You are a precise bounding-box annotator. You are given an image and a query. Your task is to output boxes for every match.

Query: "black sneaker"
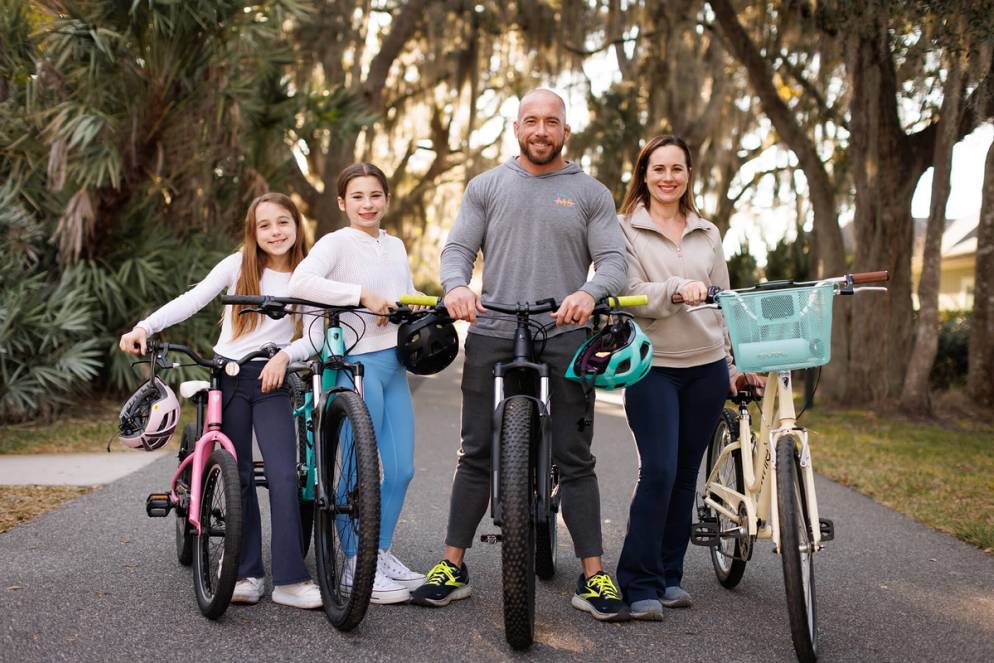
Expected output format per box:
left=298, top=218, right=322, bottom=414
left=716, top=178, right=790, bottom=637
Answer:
left=409, top=560, right=471, bottom=607
left=571, top=571, right=630, bottom=622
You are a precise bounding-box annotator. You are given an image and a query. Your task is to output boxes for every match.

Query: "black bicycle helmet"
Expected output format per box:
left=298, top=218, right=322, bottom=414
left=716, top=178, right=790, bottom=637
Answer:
left=396, top=311, right=459, bottom=375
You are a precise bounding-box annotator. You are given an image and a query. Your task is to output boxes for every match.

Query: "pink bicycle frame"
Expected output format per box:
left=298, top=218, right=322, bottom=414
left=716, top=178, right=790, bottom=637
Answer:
left=169, top=389, right=238, bottom=535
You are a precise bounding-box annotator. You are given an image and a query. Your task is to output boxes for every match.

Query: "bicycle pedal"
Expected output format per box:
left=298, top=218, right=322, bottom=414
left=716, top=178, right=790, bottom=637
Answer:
left=480, top=533, right=503, bottom=544
left=819, top=518, right=835, bottom=542
left=145, top=493, right=173, bottom=517
left=252, top=461, right=268, bottom=489
left=690, top=521, right=720, bottom=547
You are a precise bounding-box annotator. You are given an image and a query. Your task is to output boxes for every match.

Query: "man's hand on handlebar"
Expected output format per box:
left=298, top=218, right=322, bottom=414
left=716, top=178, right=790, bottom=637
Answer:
left=119, top=326, right=149, bottom=356
left=552, top=290, right=596, bottom=326
left=444, top=285, right=486, bottom=323
left=259, top=350, right=290, bottom=393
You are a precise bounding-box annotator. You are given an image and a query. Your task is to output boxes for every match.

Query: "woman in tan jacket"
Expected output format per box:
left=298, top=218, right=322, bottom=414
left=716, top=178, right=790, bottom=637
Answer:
left=615, top=135, right=762, bottom=620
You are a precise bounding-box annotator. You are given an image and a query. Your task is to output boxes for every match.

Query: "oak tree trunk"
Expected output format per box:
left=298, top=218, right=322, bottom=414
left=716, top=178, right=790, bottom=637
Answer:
left=900, top=52, right=963, bottom=413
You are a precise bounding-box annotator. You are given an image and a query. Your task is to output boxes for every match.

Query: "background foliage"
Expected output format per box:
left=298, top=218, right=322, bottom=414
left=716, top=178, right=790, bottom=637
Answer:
left=2, top=0, right=993, bottom=423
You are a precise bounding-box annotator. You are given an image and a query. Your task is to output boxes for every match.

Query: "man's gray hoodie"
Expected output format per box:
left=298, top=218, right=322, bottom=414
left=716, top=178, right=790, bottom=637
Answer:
left=440, top=157, right=628, bottom=338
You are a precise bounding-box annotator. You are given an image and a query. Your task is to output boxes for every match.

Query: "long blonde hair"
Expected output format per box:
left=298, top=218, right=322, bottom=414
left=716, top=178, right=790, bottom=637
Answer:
left=230, top=192, right=307, bottom=339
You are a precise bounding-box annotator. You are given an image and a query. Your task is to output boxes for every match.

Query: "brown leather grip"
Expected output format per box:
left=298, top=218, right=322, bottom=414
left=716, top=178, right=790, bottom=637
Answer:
left=851, top=270, right=889, bottom=284
left=671, top=294, right=684, bottom=304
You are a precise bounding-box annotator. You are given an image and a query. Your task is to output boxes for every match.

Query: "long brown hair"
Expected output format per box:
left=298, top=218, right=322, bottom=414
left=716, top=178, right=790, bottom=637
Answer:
left=230, top=192, right=307, bottom=339
left=336, top=162, right=390, bottom=198
left=620, top=135, right=701, bottom=218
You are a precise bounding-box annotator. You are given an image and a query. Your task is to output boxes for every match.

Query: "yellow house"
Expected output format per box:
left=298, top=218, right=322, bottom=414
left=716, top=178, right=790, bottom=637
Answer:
left=911, top=215, right=977, bottom=311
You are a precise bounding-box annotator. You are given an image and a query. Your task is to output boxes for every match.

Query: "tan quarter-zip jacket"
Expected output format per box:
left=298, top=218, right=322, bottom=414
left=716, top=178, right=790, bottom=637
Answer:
left=619, top=205, right=736, bottom=378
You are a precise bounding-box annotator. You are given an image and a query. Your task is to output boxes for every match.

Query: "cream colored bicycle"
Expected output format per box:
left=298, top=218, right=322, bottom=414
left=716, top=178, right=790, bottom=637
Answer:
left=677, top=270, right=888, bottom=663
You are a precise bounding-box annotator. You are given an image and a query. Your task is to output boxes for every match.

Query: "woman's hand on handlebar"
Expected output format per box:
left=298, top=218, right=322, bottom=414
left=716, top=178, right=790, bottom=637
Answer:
left=360, top=288, right=394, bottom=327
left=260, top=350, right=290, bottom=393
left=444, top=285, right=486, bottom=323
left=552, top=290, right=595, bottom=326
left=676, top=281, right=709, bottom=306
left=119, top=326, right=149, bottom=356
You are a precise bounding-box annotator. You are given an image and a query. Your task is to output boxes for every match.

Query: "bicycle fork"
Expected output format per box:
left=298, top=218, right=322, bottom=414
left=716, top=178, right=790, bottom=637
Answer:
left=482, top=370, right=552, bottom=540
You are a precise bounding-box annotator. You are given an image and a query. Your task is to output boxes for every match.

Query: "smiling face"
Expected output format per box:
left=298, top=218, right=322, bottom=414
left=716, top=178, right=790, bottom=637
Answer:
left=514, top=90, right=570, bottom=170
left=338, top=175, right=389, bottom=236
left=645, top=144, right=690, bottom=210
left=254, top=201, right=297, bottom=258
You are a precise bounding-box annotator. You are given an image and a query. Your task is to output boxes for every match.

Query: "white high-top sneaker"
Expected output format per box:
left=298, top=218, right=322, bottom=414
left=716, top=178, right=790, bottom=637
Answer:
left=377, top=549, right=427, bottom=590
left=342, top=556, right=411, bottom=604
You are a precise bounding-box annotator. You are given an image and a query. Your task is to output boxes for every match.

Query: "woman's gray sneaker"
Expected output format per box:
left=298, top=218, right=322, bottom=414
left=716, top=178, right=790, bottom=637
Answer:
left=629, top=598, right=664, bottom=621
left=660, top=586, right=692, bottom=608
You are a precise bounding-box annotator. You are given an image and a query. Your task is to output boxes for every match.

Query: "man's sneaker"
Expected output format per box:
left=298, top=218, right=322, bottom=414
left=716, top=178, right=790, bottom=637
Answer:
left=410, top=560, right=471, bottom=607
left=571, top=572, right=630, bottom=622
left=272, top=580, right=323, bottom=609
left=231, top=577, right=264, bottom=605
left=378, top=549, right=427, bottom=590
left=660, top=585, right=692, bottom=608
left=342, top=556, right=411, bottom=605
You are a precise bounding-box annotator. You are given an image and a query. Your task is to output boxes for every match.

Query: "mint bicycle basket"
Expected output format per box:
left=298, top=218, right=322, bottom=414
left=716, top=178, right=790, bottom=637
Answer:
left=717, top=283, right=835, bottom=373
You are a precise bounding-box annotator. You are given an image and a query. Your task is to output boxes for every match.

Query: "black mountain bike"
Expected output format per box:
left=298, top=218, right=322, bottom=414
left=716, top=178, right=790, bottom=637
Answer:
left=478, top=294, right=645, bottom=650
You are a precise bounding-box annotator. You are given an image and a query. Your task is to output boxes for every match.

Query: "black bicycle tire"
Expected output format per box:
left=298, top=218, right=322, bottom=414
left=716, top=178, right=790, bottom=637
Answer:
left=314, top=390, right=380, bottom=631
left=499, top=396, right=537, bottom=651
left=192, top=449, right=242, bottom=620
left=175, top=424, right=195, bottom=566
left=706, top=408, right=748, bottom=588
left=776, top=435, right=818, bottom=663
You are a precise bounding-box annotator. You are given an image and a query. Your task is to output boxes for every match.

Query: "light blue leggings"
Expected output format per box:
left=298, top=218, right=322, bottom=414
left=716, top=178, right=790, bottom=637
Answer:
left=336, top=347, right=415, bottom=552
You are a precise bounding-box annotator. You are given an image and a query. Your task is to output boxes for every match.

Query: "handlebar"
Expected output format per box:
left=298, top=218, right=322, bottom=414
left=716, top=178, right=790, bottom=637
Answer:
left=146, top=339, right=279, bottom=369
left=670, top=271, right=890, bottom=305
left=221, top=294, right=362, bottom=319
left=479, top=294, right=648, bottom=317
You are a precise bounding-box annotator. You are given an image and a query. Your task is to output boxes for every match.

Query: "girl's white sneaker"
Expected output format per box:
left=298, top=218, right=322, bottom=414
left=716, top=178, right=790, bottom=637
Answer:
left=231, top=577, right=264, bottom=604
left=377, top=549, right=426, bottom=590
left=272, top=580, right=323, bottom=609
left=341, top=556, right=411, bottom=604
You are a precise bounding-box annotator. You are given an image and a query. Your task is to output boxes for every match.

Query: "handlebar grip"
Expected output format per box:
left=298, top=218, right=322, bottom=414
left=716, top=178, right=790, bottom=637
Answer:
left=671, top=294, right=684, bottom=304
left=851, top=270, right=889, bottom=284
left=221, top=295, right=267, bottom=305
left=399, top=294, right=440, bottom=306
left=606, top=295, right=648, bottom=307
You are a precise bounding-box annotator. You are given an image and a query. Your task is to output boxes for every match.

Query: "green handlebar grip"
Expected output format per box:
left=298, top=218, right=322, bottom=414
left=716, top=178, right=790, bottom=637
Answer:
left=607, top=295, right=648, bottom=307
left=399, top=294, right=440, bottom=306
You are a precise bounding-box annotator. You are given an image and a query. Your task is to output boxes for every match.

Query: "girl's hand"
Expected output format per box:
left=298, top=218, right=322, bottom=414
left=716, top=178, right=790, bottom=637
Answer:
left=360, top=288, right=394, bottom=327
left=260, top=350, right=290, bottom=393
left=676, top=280, right=709, bottom=306
left=119, top=327, right=148, bottom=355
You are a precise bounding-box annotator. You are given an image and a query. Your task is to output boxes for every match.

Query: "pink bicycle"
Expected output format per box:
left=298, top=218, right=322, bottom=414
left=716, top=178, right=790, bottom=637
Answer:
left=144, top=340, right=278, bottom=619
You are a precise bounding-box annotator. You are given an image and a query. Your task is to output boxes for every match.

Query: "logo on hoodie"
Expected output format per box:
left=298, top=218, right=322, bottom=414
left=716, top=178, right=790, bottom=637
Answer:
left=555, top=196, right=576, bottom=208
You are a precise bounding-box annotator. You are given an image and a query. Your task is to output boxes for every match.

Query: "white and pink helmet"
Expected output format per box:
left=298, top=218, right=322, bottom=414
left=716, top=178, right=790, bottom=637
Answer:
left=118, top=377, right=179, bottom=450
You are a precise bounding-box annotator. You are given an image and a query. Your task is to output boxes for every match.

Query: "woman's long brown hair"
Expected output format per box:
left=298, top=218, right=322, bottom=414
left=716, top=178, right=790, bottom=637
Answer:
left=620, top=134, right=701, bottom=218
left=230, top=192, right=308, bottom=339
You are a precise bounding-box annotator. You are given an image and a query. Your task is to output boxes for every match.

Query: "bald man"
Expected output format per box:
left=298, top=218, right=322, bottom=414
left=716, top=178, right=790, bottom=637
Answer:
left=411, top=89, right=630, bottom=623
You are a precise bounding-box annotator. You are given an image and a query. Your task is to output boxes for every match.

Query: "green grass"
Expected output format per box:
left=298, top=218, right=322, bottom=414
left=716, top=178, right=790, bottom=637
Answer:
left=0, top=398, right=193, bottom=454
left=803, top=407, right=994, bottom=553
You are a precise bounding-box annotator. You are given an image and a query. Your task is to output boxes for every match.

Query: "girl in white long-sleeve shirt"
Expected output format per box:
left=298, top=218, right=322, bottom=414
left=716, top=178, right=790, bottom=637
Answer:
left=119, top=193, right=324, bottom=610
left=288, top=163, right=424, bottom=604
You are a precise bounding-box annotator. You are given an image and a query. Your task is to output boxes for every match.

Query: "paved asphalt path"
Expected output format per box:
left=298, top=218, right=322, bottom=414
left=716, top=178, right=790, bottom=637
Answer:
left=2, top=359, right=993, bottom=662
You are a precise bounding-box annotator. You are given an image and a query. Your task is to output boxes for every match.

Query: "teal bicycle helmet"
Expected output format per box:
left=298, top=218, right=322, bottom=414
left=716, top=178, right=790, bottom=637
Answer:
left=566, top=319, right=653, bottom=390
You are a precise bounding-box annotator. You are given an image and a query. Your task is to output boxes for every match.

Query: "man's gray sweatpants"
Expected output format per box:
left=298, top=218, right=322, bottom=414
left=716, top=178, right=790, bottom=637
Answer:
left=445, top=330, right=604, bottom=558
